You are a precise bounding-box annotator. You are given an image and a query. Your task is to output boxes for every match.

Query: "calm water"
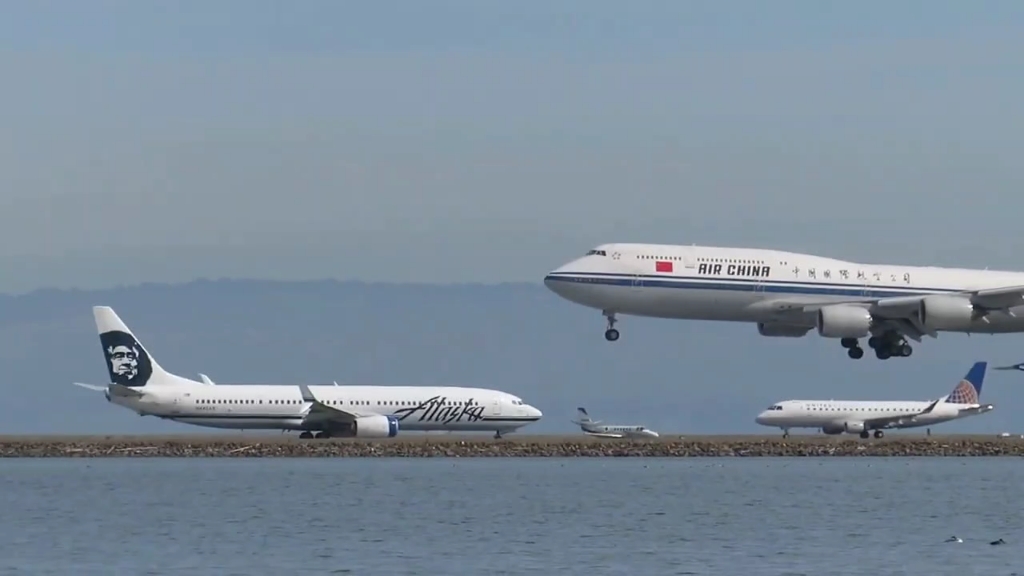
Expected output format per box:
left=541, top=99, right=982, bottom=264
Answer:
left=2, top=457, right=1024, bottom=575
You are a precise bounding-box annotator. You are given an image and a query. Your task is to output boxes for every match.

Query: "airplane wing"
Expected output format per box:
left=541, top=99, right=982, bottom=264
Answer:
left=863, top=398, right=943, bottom=429
left=296, top=384, right=376, bottom=427
left=72, top=382, right=107, bottom=392
left=582, top=431, right=625, bottom=439
left=762, top=284, right=1024, bottom=341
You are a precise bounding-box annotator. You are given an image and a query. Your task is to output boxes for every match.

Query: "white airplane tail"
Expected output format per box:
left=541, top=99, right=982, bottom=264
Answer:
left=572, top=407, right=602, bottom=428
left=93, top=306, right=197, bottom=388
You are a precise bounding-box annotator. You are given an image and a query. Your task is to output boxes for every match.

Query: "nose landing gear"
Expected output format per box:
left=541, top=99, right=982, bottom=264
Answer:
left=603, top=311, right=619, bottom=341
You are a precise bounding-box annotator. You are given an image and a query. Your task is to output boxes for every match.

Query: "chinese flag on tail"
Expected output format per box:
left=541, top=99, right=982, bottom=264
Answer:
left=655, top=260, right=673, bottom=273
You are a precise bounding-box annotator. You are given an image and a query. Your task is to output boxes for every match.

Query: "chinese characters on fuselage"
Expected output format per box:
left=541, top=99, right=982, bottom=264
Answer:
left=791, top=267, right=911, bottom=284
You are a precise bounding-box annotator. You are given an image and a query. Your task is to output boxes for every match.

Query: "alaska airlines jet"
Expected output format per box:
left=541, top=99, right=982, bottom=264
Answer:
left=544, top=244, right=1024, bottom=360
left=74, top=307, right=543, bottom=439
left=571, top=407, right=660, bottom=439
left=755, top=361, right=992, bottom=438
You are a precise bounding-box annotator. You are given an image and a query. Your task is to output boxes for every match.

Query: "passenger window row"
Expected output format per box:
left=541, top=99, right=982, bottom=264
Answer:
left=193, top=398, right=482, bottom=406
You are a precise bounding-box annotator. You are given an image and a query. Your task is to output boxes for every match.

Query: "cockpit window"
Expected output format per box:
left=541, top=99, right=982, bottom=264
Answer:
left=766, top=405, right=782, bottom=410
left=586, top=249, right=607, bottom=256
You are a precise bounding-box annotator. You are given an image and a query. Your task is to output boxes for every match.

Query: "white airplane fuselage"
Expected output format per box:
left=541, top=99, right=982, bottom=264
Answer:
left=581, top=423, right=660, bottom=439
left=107, top=384, right=542, bottom=434
left=545, top=243, right=1024, bottom=358
left=755, top=400, right=993, bottom=435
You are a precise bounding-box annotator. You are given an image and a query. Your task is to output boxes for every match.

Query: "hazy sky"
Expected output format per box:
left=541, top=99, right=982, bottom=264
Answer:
left=2, top=2, right=1024, bottom=293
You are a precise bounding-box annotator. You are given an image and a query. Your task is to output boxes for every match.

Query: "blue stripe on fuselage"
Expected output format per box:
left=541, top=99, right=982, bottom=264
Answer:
left=543, top=272, right=958, bottom=299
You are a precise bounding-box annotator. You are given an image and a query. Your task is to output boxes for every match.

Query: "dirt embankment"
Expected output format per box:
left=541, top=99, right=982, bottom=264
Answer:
left=1, top=434, right=1021, bottom=457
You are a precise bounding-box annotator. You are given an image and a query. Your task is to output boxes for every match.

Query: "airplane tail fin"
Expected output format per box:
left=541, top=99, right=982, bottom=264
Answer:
left=572, top=407, right=601, bottom=427
left=943, top=361, right=986, bottom=405
left=93, top=306, right=196, bottom=388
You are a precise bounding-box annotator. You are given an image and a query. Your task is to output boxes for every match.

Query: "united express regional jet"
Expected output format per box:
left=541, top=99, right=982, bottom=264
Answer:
left=74, top=307, right=542, bottom=439
left=754, top=361, right=992, bottom=438
left=545, top=243, right=1024, bottom=360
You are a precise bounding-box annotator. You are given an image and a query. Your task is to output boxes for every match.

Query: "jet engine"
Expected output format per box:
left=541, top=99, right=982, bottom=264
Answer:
left=822, top=421, right=864, bottom=435
left=816, top=305, right=873, bottom=339
left=919, top=295, right=976, bottom=332
left=353, top=415, right=400, bottom=438
left=757, top=322, right=812, bottom=338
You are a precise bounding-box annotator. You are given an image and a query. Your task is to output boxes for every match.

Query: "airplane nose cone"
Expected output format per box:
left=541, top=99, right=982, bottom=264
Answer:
left=528, top=405, right=543, bottom=419
left=543, top=259, right=584, bottom=296
left=544, top=269, right=571, bottom=295
left=755, top=412, right=768, bottom=425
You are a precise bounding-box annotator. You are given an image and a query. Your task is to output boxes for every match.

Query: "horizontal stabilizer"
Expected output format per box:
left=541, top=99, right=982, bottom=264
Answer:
left=73, top=381, right=144, bottom=398
left=198, top=373, right=216, bottom=385
left=108, top=383, right=145, bottom=398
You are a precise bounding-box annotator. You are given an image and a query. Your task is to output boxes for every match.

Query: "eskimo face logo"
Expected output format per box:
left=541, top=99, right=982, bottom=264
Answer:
left=99, top=331, right=153, bottom=387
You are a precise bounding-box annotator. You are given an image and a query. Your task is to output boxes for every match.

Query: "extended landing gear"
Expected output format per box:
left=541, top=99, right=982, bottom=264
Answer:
left=298, top=431, right=333, bottom=439
left=868, top=333, right=912, bottom=360
left=782, top=428, right=789, bottom=439
left=494, top=431, right=503, bottom=440
left=841, top=333, right=912, bottom=360
left=841, top=338, right=864, bottom=359
left=859, top=430, right=884, bottom=439
left=603, top=310, right=620, bottom=342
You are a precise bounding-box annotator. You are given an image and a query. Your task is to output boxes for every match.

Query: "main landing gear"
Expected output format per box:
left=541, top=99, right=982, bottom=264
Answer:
left=494, top=431, right=504, bottom=440
left=603, top=310, right=620, bottom=342
left=859, top=430, right=884, bottom=439
left=840, top=333, right=913, bottom=360
left=299, top=431, right=333, bottom=439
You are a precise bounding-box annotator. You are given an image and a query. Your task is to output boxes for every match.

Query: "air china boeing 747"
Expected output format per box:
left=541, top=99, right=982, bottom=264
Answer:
left=74, top=307, right=542, bottom=439
left=545, top=244, right=1024, bottom=360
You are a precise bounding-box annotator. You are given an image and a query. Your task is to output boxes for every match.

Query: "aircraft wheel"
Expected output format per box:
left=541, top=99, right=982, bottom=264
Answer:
left=874, top=430, right=884, bottom=438
left=847, top=347, right=864, bottom=359
left=604, top=328, right=620, bottom=341
left=875, top=348, right=891, bottom=360
left=899, top=344, right=913, bottom=357
left=859, top=430, right=869, bottom=439
left=299, top=431, right=314, bottom=439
